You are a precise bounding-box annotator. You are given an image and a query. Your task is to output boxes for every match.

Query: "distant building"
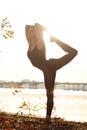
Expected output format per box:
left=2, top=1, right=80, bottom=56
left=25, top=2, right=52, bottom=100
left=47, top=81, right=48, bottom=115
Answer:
left=0, top=81, right=7, bottom=88
left=0, top=80, right=87, bottom=91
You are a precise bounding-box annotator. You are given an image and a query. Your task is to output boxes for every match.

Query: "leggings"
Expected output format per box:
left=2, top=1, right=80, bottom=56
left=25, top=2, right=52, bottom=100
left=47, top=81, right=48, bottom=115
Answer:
left=28, top=44, right=77, bottom=116
left=28, top=49, right=58, bottom=115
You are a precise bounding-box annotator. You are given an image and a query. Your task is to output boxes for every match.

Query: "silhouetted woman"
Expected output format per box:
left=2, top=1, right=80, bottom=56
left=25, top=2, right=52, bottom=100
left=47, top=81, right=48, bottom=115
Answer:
left=25, top=23, right=78, bottom=122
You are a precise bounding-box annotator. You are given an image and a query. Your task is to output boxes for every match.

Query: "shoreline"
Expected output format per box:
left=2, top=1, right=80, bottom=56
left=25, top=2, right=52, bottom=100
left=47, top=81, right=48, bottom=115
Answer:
left=0, top=88, right=87, bottom=122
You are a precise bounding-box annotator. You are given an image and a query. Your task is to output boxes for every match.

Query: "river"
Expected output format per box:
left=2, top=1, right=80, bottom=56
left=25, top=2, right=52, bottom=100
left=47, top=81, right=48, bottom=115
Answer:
left=0, top=88, right=87, bottom=122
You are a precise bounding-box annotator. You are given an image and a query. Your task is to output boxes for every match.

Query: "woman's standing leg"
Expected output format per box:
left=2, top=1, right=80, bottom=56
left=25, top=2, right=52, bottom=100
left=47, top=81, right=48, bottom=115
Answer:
left=43, top=65, right=56, bottom=121
left=46, top=87, right=54, bottom=121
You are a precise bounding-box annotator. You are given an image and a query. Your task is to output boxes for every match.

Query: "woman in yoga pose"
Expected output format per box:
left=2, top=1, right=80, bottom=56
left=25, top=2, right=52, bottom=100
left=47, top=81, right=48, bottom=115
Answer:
left=25, top=23, right=78, bottom=122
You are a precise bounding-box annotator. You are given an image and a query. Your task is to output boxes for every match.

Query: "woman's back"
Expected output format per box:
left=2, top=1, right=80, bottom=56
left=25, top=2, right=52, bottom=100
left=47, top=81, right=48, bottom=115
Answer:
left=25, top=24, right=45, bottom=51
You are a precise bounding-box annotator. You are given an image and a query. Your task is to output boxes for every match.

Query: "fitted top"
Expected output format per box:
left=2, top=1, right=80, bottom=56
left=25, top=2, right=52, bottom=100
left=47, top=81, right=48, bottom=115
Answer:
left=26, top=23, right=48, bottom=69
left=27, top=45, right=46, bottom=68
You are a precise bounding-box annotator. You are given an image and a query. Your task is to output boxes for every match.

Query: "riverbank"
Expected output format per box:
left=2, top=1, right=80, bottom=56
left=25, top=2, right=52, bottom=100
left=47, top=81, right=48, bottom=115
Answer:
left=0, top=112, right=87, bottom=130
left=0, top=88, right=87, bottom=122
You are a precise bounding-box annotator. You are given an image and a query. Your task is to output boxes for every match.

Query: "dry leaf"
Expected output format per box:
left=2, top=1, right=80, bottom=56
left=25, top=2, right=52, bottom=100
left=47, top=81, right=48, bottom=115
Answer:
left=0, top=17, right=14, bottom=39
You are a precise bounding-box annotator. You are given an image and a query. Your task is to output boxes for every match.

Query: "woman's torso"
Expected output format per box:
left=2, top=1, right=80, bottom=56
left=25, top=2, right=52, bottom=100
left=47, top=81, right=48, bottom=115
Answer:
left=27, top=45, right=46, bottom=69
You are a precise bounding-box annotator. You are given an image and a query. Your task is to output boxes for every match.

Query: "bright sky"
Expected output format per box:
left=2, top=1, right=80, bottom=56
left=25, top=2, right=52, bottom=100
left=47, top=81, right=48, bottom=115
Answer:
left=0, top=0, right=87, bottom=83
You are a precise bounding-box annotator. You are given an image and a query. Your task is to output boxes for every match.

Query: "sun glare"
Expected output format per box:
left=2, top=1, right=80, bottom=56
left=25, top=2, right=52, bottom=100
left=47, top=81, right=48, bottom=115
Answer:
left=43, top=32, right=65, bottom=60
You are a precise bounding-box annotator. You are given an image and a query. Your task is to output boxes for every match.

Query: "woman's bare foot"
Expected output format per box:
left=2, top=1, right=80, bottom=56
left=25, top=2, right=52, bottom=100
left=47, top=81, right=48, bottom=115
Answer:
left=45, top=115, right=51, bottom=122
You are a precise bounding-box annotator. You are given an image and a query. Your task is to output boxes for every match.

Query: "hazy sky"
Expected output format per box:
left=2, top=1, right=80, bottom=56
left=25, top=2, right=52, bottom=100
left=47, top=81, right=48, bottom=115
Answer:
left=0, top=0, right=87, bottom=83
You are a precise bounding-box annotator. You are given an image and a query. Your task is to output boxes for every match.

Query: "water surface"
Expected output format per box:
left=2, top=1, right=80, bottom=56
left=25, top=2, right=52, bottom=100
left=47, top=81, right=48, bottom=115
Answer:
left=0, top=88, right=87, bottom=122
